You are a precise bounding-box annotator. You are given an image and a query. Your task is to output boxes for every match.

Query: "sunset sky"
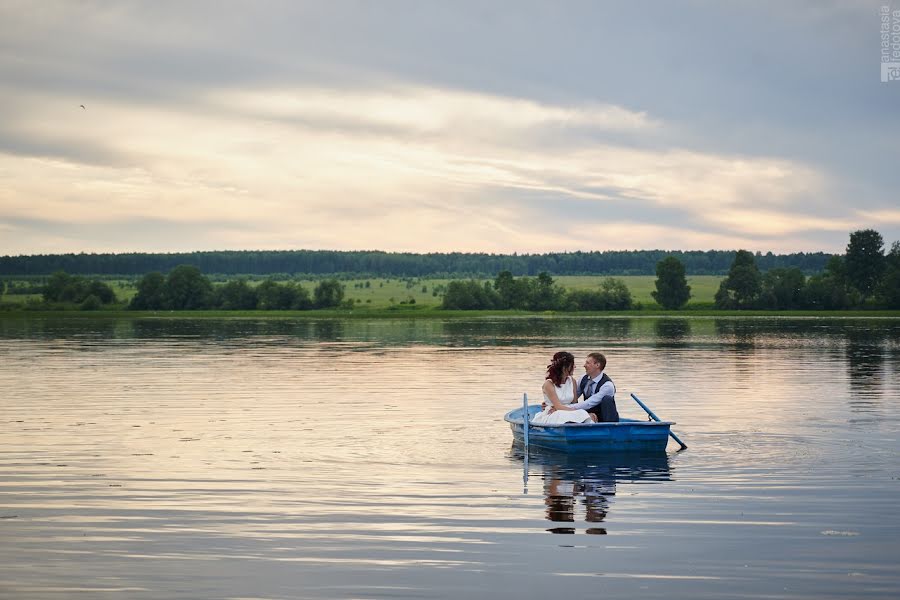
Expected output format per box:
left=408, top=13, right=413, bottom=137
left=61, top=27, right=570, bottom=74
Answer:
left=1, top=1, right=898, bottom=255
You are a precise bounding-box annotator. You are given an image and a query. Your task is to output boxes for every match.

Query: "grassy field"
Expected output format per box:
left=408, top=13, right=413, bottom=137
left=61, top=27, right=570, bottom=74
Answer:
left=1, top=275, right=722, bottom=309
left=555, top=275, right=721, bottom=305
left=303, top=275, right=723, bottom=308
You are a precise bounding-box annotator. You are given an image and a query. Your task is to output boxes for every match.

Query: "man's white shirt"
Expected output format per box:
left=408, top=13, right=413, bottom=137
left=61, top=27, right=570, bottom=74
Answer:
left=568, top=371, right=614, bottom=410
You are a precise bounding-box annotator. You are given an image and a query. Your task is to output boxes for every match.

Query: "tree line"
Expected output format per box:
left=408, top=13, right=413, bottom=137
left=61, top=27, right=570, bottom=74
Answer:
left=442, top=272, right=634, bottom=311
left=128, top=266, right=347, bottom=310
left=0, top=265, right=347, bottom=311
left=42, top=271, right=119, bottom=310
left=0, top=248, right=834, bottom=277
left=441, top=229, right=900, bottom=311
left=713, top=230, right=900, bottom=310
left=4, top=230, right=896, bottom=312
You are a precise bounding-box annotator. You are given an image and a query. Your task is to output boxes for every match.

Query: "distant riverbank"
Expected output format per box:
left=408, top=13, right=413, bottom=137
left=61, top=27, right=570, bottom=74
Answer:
left=3, top=308, right=900, bottom=319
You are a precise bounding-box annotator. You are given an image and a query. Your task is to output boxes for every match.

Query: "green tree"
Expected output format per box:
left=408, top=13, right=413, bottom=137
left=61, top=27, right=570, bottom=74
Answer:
left=441, top=280, right=498, bottom=309
left=130, top=272, right=166, bottom=309
left=256, top=279, right=296, bottom=310
left=494, top=270, right=529, bottom=309
left=527, top=272, right=565, bottom=311
left=599, top=277, right=633, bottom=310
left=651, top=256, right=691, bottom=309
left=86, top=280, right=116, bottom=304
left=43, top=271, right=74, bottom=302
left=875, top=241, right=900, bottom=309
left=292, top=285, right=313, bottom=310
left=566, top=289, right=606, bottom=311
left=163, top=265, right=213, bottom=310
left=801, top=256, right=852, bottom=310
left=42, top=271, right=115, bottom=305
left=215, top=279, right=258, bottom=310
left=80, top=294, right=102, bottom=311
left=313, top=279, right=345, bottom=308
left=564, top=278, right=633, bottom=311
left=715, top=250, right=762, bottom=309
left=760, top=268, right=805, bottom=310
left=845, top=229, right=885, bottom=301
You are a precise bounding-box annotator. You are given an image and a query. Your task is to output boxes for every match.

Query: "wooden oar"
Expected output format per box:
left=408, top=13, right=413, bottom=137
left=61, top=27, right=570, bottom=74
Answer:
left=630, top=393, right=687, bottom=450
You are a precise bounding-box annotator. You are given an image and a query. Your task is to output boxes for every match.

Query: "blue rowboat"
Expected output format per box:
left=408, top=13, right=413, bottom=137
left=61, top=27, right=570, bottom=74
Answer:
left=504, top=405, right=675, bottom=453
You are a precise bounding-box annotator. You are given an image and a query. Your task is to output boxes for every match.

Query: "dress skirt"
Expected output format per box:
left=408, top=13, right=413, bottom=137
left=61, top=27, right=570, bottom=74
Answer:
left=531, top=408, right=592, bottom=425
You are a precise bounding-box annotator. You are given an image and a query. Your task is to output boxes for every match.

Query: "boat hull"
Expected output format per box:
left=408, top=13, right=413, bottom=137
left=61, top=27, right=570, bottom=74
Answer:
left=504, top=405, right=674, bottom=453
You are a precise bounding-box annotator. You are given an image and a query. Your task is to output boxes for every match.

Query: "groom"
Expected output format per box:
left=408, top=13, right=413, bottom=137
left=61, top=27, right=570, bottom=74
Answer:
left=569, top=352, right=619, bottom=422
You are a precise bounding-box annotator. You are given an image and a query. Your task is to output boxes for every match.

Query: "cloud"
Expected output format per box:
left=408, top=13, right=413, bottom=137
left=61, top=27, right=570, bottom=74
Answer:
left=704, top=209, right=857, bottom=237
left=219, top=86, right=658, bottom=135
left=0, top=79, right=843, bottom=254
left=857, top=210, right=900, bottom=225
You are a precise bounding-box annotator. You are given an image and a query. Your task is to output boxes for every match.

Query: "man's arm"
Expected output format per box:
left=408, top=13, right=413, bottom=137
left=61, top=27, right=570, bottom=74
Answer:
left=569, top=381, right=615, bottom=410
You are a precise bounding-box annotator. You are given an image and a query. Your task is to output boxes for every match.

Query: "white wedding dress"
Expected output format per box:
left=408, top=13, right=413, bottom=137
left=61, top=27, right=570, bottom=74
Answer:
left=531, top=376, right=592, bottom=425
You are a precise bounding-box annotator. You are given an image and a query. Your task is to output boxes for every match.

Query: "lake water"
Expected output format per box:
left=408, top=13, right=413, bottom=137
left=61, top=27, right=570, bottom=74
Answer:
left=1, top=316, right=899, bottom=599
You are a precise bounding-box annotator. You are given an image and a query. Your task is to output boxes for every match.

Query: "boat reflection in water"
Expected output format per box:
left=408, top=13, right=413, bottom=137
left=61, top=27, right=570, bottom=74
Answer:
left=511, top=447, right=672, bottom=534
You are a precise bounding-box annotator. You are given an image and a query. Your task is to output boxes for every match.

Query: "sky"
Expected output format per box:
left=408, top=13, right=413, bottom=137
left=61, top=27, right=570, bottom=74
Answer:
left=1, top=0, right=898, bottom=256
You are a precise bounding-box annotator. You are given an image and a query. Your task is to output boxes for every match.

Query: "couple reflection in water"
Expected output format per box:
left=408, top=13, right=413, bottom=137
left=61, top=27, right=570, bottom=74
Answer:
left=543, top=462, right=614, bottom=535
left=525, top=452, right=672, bottom=535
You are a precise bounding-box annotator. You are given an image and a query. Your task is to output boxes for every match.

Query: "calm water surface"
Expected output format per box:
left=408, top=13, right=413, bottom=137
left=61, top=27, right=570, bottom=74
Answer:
left=1, top=316, right=898, bottom=599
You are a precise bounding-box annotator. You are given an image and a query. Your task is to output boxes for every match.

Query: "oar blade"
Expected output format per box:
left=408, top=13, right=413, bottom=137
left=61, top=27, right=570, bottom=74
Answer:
left=630, top=393, right=687, bottom=450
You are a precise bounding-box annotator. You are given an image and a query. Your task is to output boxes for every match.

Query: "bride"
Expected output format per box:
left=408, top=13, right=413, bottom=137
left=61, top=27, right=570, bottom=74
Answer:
left=531, top=351, right=595, bottom=425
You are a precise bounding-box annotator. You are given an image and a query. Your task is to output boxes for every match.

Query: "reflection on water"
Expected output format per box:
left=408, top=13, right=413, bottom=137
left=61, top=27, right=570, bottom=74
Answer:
left=442, top=316, right=634, bottom=346
left=845, top=325, right=886, bottom=413
left=654, top=318, right=691, bottom=346
left=1, top=315, right=899, bottom=599
left=714, top=317, right=759, bottom=350
left=512, top=448, right=672, bottom=535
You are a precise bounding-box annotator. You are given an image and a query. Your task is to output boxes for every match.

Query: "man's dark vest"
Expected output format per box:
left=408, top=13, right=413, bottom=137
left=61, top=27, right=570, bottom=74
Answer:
left=579, top=372, right=619, bottom=422
left=579, top=373, right=615, bottom=400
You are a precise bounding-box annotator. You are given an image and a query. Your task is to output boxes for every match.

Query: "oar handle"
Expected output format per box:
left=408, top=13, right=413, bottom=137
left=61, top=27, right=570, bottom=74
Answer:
left=630, top=393, right=687, bottom=450
left=630, top=393, right=661, bottom=421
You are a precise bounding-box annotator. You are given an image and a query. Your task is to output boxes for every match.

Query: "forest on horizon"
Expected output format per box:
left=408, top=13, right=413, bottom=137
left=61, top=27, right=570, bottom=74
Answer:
left=0, top=249, right=834, bottom=277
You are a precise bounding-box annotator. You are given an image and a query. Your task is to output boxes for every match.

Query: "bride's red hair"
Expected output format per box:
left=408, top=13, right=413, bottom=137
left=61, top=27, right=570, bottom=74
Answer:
left=546, top=351, right=574, bottom=386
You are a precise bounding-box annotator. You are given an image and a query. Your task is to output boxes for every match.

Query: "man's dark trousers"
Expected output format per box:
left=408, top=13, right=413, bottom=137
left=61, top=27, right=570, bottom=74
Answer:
left=588, top=395, right=619, bottom=422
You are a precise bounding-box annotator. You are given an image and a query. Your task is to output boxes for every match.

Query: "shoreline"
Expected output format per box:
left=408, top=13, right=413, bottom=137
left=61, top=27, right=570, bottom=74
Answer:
left=2, top=308, right=900, bottom=319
